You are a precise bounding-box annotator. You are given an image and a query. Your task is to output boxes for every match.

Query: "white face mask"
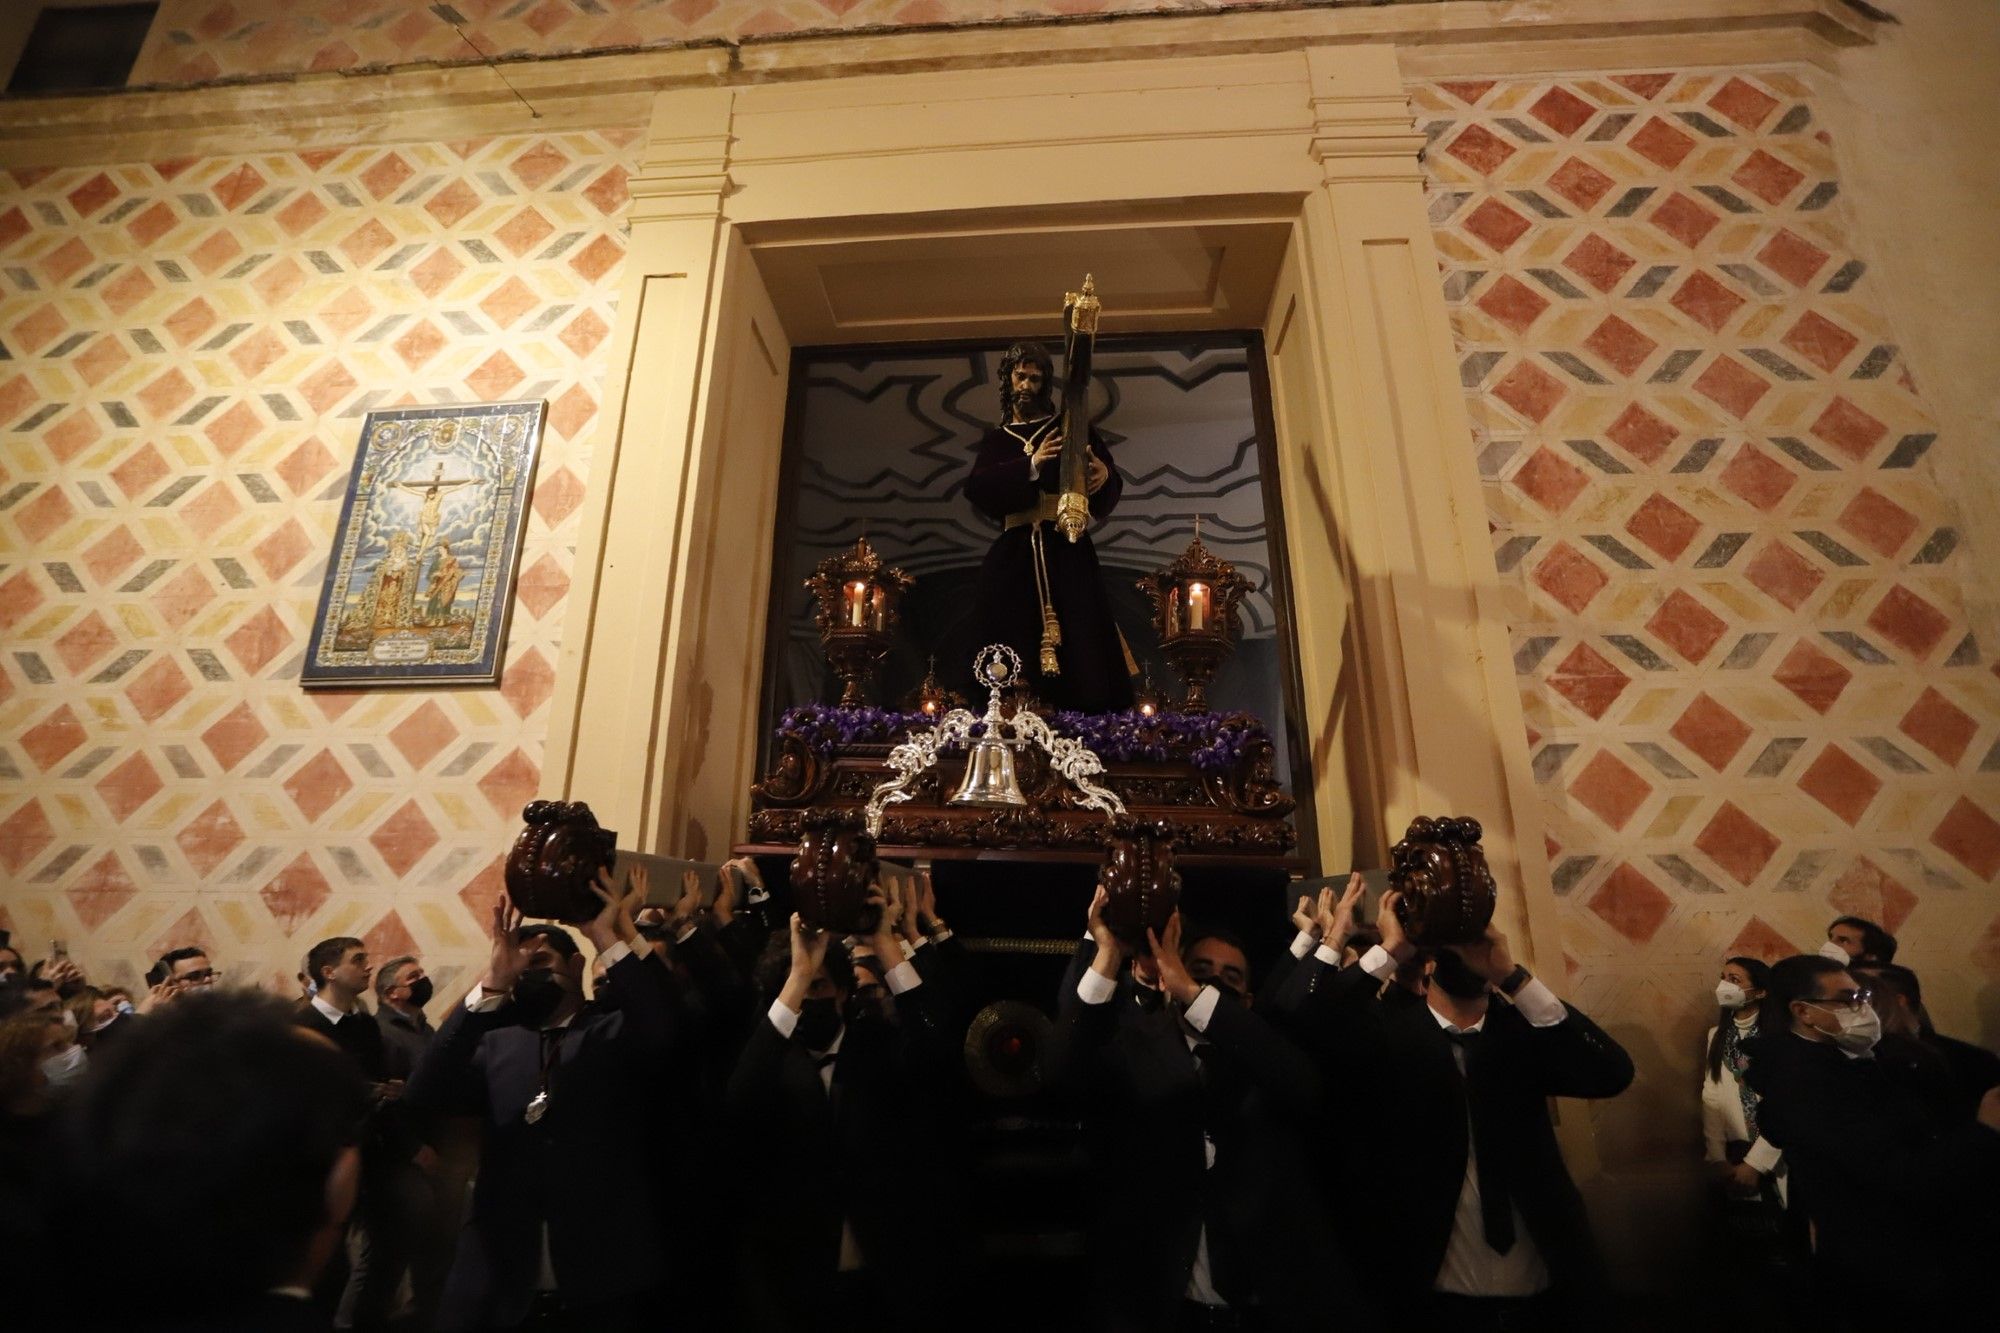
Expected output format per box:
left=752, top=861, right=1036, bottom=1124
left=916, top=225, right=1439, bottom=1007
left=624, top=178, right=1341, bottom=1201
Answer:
left=1818, top=939, right=1853, bottom=963
left=1714, top=980, right=1747, bottom=1009
left=1808, top=1000, right=1882, bottom=1056
left=42, top=1042, right=87, bottom=1088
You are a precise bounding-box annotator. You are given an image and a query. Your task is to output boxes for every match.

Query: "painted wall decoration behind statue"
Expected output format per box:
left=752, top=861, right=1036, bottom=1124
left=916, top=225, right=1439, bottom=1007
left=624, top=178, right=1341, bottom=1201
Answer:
left=304, top=400, right=545, bottom=686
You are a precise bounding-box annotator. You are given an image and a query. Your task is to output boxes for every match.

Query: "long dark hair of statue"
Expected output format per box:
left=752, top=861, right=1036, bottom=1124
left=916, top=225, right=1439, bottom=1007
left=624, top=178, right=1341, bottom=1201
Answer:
left=997, top=341, right=1056, bottom=424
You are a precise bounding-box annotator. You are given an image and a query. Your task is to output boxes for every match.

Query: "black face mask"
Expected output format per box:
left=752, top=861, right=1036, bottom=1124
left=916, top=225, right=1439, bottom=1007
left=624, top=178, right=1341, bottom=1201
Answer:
left=511, top=968, right=568, bottom=1027
left=403, top=976, right=433, bottom=1009
left=796, top=997, right=843, bottom=1050
left=1429, top=950, right=1490, bottom=1001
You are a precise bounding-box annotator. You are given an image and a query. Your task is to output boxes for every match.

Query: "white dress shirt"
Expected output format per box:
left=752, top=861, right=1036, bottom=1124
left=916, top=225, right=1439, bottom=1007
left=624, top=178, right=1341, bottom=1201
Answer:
left=309, top=992, right=361, bottom=1025
left=1076, top=969, right=1228, bottom=1305
left=767, top=959, right=922, bottom=1271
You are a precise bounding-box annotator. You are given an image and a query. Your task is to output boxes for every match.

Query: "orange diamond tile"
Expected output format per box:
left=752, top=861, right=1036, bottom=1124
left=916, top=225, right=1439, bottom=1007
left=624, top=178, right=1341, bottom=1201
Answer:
left=1445, top=123, right=1516, bottom=173
left=1898, top=688, right=1977, bottom=767
left=1771, top=640, right=1851, bottom=715
left=1695, top=801, right=1780, bottom=885
left=1569, top=750, right=1653, bottom=831
left=1742, top=541, right=1822, bottom=610
left=1587, top=863, right=1674, bottom=943
left=1827, top=856, right=1916, bottom=934
left=1719, top=447, right=1797, bottom=513
left=176, top=799, right=246, bottom=875
left=478, top=748, right=541, bottom=819
left=389, top=700, right=459, bottom=771
left=66, top=852, right=138, bottom=930
left=1932, top=798, right=2000, bottom=881
left=1670, top=693, right=1752, bottom=771
left=284, top=749, right=354, bottom=823
left=97, top=751, right=164, bottom=821
left=1646, top=589, right=1728, bottom=663
left=1760, top=229, right=1830, bottom=287
left=1532, top=541, right=1609, bottom=614
left=1475, top=274, right=1548, bottom=333
left=370, top=799, right=440, bottom=877
left=1624, top=493, right=1702, bottom=561
left=1797, top=746, right=1881, bottom=826
left=1547, top=642, right=1629, bottom=720
left=1836, top=487, right=1918, bottom=557
left=1809, top=397, right=1888, bottom=461
left=21, top=705, right=88, bottom=771
left=1865, top=585, right=1951, bottom=659
left=1512, top=447, right=1589, bottom=515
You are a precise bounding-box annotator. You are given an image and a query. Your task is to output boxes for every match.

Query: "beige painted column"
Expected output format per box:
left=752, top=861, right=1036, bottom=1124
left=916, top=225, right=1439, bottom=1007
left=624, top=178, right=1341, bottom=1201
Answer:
left=541, top=89, right=735, bottom=849
left=1292, top=45, right=1565, bottom=978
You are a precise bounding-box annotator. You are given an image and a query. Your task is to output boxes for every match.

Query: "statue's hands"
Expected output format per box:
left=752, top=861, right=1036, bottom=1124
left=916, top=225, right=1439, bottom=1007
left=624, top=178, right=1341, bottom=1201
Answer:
left=1086, top=455, right=1110, bottom=495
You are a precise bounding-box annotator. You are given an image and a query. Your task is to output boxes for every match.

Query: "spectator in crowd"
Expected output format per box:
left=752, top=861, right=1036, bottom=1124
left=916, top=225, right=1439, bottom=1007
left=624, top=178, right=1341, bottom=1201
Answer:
left=0, top=936, right=25, bottom=982
left=1701, top=957, right=1784, bottom=1201
left=1820, top=915, right=1895, bottom=965
left=727, top=889, right=958, bottom=1331
left=296, top=937, right=385, bottom=1079
left=372, top=954, right=434, bottom=1083
left=1281, top=888, right=1633, bottom=1330
left=0, top=976, right=64, bottom=1021
left=1850, top=960, right=2000, bottom=1124
left=1747, top=954, right=2000, bottom=1323
left=408, top=870, right=677, bottom=1331
left=153, top=945, right=219, bottom=994
left=55, top=991, right=370, bottom=1332
left=0, top=1007, right=68, bottom=1309
left=1047, top=887, right=1358, bottom=1333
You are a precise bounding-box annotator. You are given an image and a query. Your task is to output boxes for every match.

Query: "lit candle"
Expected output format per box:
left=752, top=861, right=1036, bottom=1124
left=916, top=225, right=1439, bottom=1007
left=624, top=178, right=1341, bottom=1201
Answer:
left=921, top=699, right=938, bottom=716
left=1139, top=700, right=1156, bottom=718
left=846, top=581, right=868, bottom=627
left=1187, top=581, right=1209, bottom=632
left=870, top=586, right=887, bottom=632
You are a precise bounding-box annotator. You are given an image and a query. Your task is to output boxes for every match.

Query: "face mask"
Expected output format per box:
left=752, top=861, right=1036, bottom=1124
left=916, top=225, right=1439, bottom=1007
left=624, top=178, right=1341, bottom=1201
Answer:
left=796, top=997, right=843, bottom=1050
left=115, top=999, right=134, bottom=1017
left=305, top=979, right=319, bottom=998
left=1818, top=940, right=1852, bottom=963
left=1808, top=1000, right=1882, bottom=1055
left=60, top=1009, right=77, bottom=1032
left=42, top=1043, right=87, bottom=1088
left=1715, top=981, right=1747, bottom=1009
left=1429, top=950, right=1490, bottom=1001
left=403, top=977, right=433, bottom=1009
left=511, top=968, right=568, bottom=1027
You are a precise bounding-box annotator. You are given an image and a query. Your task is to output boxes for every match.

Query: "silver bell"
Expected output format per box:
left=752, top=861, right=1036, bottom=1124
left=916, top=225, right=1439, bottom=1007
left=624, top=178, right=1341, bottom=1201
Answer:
left=950, top=735, right=1028, bottom=808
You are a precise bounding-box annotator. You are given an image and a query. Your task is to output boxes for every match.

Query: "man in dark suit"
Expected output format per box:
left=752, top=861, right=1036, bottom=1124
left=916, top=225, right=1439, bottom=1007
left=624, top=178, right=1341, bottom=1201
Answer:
left=725, top=890, right=958, bottom=1332
left=1281, top=889, right=1631, bottom=1332
left=408, top=870, right=678, bottom=1332
left=1046, top=887, right=1361, bottom=1333
left=295, top=936, right=386, bottom=1077
left=372, top=954, right=435, bottom=1082
left=1747, top=953, right=2000, bottom=1325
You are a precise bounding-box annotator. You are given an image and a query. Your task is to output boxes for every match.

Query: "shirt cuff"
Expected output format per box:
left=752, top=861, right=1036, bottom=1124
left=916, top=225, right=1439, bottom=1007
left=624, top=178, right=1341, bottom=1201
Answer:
left=674, top=922, right=698, bottom=945
left=1289, top=930, right=1318, bottom=960
left=767, top=998, right=799, bottom=1040
left=1077, top=967, right=1118, bottom=1006
left=928, top=927, right=954, bottom=944
left=1183, top=985, right=1220, bottom=1032
left=1313, top=943, right=1343, bottom=968
left=883, top=960, right=921, bottom=996
left=1506, top=976, right=1566, bottom=1027
left=1358, top=944, right=1397, bottom=981
left=465, top=986, right=507, bottom=1013
left=598, top=939, right=635, bottom=969
left=1743, top=1137, right=1783, bottom=1174
left=898, top=937, right=917, bottom=961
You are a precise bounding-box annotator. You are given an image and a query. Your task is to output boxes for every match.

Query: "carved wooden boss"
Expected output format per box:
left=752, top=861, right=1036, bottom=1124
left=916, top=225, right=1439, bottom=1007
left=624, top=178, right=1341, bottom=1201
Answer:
left=1386, top=815, right=1498, bottom=947
left=505, top=800, right=618, bottom=924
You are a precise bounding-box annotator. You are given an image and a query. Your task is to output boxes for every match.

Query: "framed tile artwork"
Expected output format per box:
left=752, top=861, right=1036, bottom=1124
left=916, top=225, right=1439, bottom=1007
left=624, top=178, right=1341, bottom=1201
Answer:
left=303, top=400, right=546, bottom=688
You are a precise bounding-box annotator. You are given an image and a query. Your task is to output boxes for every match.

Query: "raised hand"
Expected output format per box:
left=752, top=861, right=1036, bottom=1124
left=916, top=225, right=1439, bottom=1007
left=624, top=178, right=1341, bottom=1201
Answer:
left=482, top=893, right=528, bottom=994
left=1451, top=923, right=1516, bottom=984
left=581, top=865, right=640, bottom=954
left=43, top=957, right=85, bottom=991
left=1291, top=893, right=1318, bottom=938
left=1085, top=455, right=1110, bottom=495
left=1315, top=873, right=1365, bottom=951
left=1146, top=911, right=1200, bottom=1005
left=668, top=868, right=705, bottom=933
left=711, top=863, right=739, bottom=926
left=136, top=981, right=176, bottom=1015
left=917, top=867, right=940, bottom=932
left=1378, top=889, right=1416, bottom=963
left=1085, top=885, right=1124, bottom=980
left=788, top=912, right=830, bottom=984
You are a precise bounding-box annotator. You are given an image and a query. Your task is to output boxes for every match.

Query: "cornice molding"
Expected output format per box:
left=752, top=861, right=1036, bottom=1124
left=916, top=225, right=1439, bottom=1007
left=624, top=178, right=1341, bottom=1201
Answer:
left=0, top=0, right=1872, bottom=167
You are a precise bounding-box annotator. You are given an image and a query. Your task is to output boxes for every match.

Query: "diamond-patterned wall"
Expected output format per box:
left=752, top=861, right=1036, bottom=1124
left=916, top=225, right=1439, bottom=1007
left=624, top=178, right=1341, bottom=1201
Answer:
left=1419, top=69, right=2000, bottom=1157
left=0, top=129, right=639, bottom=1001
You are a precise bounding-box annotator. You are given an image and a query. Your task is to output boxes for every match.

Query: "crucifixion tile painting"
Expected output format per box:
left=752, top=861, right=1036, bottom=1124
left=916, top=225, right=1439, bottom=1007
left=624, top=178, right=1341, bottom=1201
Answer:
left=303, top=400, right=545, bottom=687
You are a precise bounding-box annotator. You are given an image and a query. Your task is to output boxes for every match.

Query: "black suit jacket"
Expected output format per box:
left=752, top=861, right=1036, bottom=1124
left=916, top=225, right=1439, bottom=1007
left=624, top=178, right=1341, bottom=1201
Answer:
left=407, top=952, right=681, bottom=1330
left=724, top=981, right=958, bottom=1332
left=1748, top=1030, right=2000, bottom=1301
left=1044, top=958, right=1361, bottom=1333
left=1283, top=959, right=1631, bottom=1309
left=293, top=1002, right=387, bottom=1081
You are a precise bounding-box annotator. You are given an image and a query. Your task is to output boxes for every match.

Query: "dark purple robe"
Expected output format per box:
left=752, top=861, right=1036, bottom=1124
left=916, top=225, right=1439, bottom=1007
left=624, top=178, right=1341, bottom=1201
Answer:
left=946, top=418, right=1133, bottom=712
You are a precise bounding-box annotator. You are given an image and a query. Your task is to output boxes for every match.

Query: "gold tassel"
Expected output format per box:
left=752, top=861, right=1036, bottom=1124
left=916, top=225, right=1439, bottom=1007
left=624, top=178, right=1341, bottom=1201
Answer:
left=1032, top=524, right=1062, bottom=676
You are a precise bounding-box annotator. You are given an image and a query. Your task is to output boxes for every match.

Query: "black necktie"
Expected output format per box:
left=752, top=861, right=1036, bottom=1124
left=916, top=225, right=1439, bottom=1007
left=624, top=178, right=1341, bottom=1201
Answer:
left=1450, top=1028, right=1516, bottom=1254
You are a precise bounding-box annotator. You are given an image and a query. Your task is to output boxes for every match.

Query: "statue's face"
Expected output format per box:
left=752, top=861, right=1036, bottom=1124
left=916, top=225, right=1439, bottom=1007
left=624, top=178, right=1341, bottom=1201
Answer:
left=1010, top=360, right=1045, bottom=401
left=1006, top=357, right=1053, bottom=420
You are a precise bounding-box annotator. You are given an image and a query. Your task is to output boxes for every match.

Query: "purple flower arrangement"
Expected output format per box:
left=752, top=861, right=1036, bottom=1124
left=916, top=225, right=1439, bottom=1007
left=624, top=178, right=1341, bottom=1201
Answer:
left=773, top=704, right=1271, bottom=774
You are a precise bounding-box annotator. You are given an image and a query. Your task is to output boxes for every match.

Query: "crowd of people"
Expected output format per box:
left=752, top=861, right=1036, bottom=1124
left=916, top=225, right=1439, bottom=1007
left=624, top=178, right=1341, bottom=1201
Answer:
left=2, top=865, right=1997, bottom=1332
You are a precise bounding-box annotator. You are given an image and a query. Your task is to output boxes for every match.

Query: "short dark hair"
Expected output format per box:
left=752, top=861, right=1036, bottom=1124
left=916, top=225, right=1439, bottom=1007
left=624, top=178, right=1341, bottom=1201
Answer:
left=0, top=943, right=24, bottom=971
left=1765, top=954, right=1849, bottom=1027
left=54, top=992, right=369, bottom=1319
left=156, top=946, right=210, bottom=976
left=1828, top=915, right=1897, bottom=963
left=0, top=978, right=39, bottom=1021
left=1180, top=925, right=1254, bottom=986
left=305, top=937, right=364, bottom=988
left=517, top=924, right=580, bottom=960
left=372, top=955, right=418, bottom=1001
